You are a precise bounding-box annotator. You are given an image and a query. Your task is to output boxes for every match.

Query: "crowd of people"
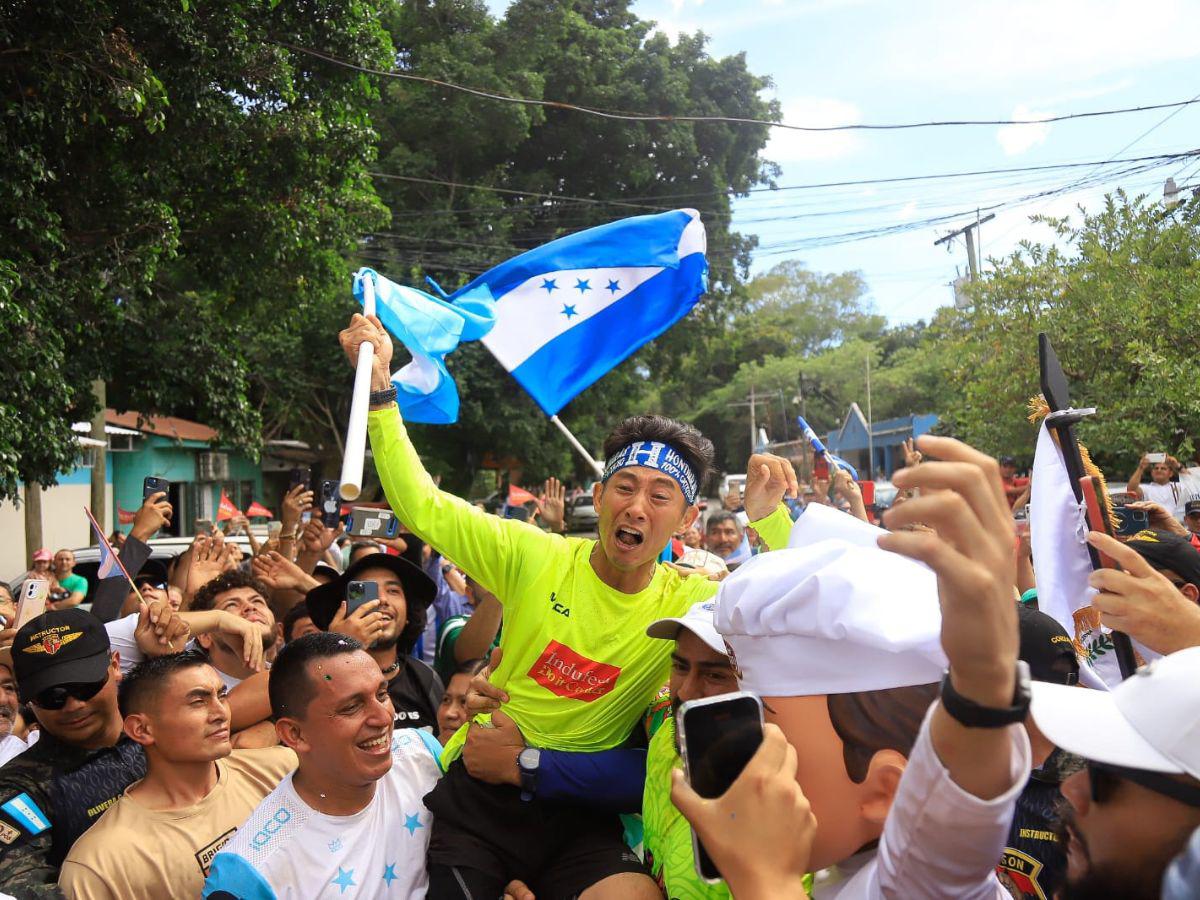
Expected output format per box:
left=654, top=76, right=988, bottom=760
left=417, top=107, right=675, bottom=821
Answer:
left=0, top=312, right=1198, bottom=899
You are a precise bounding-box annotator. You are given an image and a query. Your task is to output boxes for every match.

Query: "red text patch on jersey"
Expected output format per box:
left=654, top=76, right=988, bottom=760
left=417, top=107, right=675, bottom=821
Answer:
left=529, top=640, right=621, bottom=702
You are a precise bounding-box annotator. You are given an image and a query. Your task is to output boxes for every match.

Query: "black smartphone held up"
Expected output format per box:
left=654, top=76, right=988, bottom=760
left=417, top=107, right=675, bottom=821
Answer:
left=1114, top=506, right=1150, bottom=536
left=319, top=480, right=341, bottom=528
left=345, top=580, right=380, bottom=616
left=289, top=467, right=311, bottom=491
left=678, top=691, right=765, bottom=883
left=143, top=476, right=170, bottom=501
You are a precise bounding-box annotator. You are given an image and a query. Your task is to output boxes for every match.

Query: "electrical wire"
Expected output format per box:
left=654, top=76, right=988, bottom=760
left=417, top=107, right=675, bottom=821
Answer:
left=280, top=41, right=1200, bottom=135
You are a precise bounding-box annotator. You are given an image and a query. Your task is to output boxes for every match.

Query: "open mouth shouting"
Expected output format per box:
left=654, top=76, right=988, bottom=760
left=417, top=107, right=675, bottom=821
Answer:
left=613, top=525, right=645, bottom=550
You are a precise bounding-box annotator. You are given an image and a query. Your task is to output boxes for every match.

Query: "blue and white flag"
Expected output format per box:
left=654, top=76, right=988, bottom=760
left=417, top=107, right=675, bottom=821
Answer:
left=451, top=209, right=707, bottom=416
left=797, top=415, right=860, bottom=481
left=354, top=268, right=495, bottom=424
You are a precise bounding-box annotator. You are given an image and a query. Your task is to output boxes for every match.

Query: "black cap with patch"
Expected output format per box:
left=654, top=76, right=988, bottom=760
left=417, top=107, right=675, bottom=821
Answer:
left=1185, top=499, right=1200, bottom=517
left=1017, top=604, right=1079, bottom=685
left=304, top=552, right=436, bottom=631
left=11, top=609, right=111, bottom=702
left=1126, top=530, right=1200, bottom=590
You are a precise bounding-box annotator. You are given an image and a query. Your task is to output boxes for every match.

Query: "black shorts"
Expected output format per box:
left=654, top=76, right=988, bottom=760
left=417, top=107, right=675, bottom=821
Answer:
left=424, top=760, right=648, bottom=900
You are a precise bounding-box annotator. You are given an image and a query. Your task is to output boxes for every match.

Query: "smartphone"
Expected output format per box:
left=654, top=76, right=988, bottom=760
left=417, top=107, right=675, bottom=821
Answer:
left=345, top=580, right=379, bottom=616
left=1114, top=506, right=1150, bottom=536
left=143, top=476, right=169, bottom=501
left=860, top=480, right=875, bottom=507
left=319, top=480, right=341, bottom=528
left=678, top=691, right=765, bottom=883
left=289, top=467, right=311, bottom=491
left=267, top=520, right=283, bottom=538
left=194, top=518, right=214, bottom=535
left=1147, top=452, right=1167, bottom=464
left=16, top=580, right=50, bottom=629
left=812, top=454, right=830, bottom=481
left=504, top=506, right=530, bottom=522
left=347, top=507, right=399, bottom=539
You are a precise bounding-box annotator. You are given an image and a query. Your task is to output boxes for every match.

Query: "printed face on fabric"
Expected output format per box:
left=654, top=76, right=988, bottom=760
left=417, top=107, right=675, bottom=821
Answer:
left=280, top=649, right=396, bottom=787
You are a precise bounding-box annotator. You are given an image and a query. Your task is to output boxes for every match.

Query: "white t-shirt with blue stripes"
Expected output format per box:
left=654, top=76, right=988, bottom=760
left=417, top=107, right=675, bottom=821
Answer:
left=202, top=728, right=442, bottom=899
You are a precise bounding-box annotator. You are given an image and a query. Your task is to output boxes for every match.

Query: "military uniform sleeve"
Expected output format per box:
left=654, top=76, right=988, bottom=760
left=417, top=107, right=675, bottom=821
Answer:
left=749, top=504, right=792, bottom=552
left=368, top=405, right=557, bottom=606
left=57, top=860, right=117, bottom=900
left=0, top=773, right=63, bottom=898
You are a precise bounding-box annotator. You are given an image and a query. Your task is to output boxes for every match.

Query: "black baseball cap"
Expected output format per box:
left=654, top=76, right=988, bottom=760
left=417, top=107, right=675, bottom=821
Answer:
left=1126, top=530, right=1200, bottom=590
left=10, top=609, right=112, bottom=702
left=132, top=559, right=169, bottom=589
left=1185, top=499, right=1200, bottom=517
left=305, top=552, right=436, bottom=631
left=1017, top=604, right=1079, bottom=685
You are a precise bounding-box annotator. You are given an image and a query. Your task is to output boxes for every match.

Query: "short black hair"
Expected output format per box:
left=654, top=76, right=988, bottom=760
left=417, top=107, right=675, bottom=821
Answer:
left=191, top=569, right=271, bottom=613
left=705, top=511, right=742, bottom=534
left=602, top=415, right=715, bottom=493
left=281, top=601, right=314, bottom=644
left=827, top=682, right=940, bottom=783
left=118, top=650, right=213, bottom=718
left=269, top=632, right=364, bottom=720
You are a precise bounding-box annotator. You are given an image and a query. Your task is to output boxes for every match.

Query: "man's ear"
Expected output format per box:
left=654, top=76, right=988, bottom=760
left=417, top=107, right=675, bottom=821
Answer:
left=124, top=713, right=154, bottom=747
left=592, top=481, right=604, bottom=509
left=195, top=633, right=214, bottom=652
left=1182, top=583, right=1199, bottom=605
left=276, top=717, right=309, bottom=754
left=679, top=504, right=700, bottom=532
left=857, top=749, right=908, bottom=826
left=110, top=653, right=122, bottom=684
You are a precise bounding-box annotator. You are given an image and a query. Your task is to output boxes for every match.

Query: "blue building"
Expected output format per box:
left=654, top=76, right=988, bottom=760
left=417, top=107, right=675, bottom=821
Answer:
left=823, top=403, right=939, bottom=479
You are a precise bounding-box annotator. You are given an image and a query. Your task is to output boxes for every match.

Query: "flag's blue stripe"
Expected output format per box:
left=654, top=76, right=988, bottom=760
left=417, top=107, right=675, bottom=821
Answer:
left=509, top=253, right=707, bottom=415
left=450, top=210, right=694, bottom=304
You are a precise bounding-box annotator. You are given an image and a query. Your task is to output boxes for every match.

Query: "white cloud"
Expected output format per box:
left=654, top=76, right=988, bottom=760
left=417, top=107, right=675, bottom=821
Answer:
left=766, top=97, right=864, bottom=162
left=881, top=0, right=1200, bottom=91
left=996, top=104, right=1053, bottom=155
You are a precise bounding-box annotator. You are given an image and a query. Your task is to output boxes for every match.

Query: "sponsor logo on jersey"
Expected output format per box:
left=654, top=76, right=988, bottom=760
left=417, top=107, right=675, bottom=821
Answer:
left=195, top=827, right=237, bottom=876
left=998, top=848, right=1046, bottom=899
left=528, top=640, right=620, bottom=702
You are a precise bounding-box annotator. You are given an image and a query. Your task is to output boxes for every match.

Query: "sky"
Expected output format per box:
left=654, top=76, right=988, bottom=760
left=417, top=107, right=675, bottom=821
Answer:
left=485, top=0, right=1200, bottom=323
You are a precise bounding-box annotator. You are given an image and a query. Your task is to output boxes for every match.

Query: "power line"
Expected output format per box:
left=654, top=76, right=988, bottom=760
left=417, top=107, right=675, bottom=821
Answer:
left=280, top=41, right=1200, bottom=135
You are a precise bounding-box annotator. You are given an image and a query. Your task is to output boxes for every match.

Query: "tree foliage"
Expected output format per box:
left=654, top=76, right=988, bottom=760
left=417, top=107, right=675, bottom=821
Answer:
left=939, top=191, right=1200, bottom=468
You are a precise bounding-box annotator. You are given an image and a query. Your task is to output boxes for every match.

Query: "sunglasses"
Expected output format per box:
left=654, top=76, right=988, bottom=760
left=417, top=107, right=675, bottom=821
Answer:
left=32, top=677, right=109, bottom=710
left=1089, top=760, right=1200, bottom=808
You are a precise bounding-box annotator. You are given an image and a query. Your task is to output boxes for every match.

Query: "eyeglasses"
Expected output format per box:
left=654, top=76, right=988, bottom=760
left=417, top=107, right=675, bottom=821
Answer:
left=1088, top=760, right=1200, bottom=808
left=32, top=677, right=109, bottom=710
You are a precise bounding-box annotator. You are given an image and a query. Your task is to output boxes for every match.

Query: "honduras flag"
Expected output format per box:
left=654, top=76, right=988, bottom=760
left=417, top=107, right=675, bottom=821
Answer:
left=797, top=415, right=861, bottom=481
left=354, top=268, right=495, bottom=424
left=450, top=209, right=707, bottom=416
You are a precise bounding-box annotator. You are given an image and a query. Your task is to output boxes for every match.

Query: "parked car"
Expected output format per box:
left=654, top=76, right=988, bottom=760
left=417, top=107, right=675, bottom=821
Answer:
left=566, top=495, right=599, bottom=531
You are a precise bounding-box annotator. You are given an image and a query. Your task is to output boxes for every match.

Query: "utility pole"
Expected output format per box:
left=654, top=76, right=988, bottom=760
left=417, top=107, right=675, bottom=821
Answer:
left=90, top=380, right=107, bottom=542
left=935, top=211, right=995, bottom=281
left=728, top=384, right=769, bottom=458
left=865, top=353, right=874, bottom=480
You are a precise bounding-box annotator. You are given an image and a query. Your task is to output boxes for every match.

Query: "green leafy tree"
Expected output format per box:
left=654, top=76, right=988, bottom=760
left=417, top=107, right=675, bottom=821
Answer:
left=0, top=0, right=393, bottom=501
left=941, top=191, right=1200, bottom=468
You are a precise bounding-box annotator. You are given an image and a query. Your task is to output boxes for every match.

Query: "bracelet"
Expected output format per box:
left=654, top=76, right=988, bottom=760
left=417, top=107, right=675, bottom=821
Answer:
left=369, top=386, right=398, bottom=406
left=279, top=531, right=297, bottom=540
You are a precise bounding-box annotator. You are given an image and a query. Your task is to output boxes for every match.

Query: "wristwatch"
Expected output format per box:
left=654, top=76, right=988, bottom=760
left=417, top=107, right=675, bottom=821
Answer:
left=517, top=747, right=541, bottom=801
left=368, top=386, right=398, bottom=407
left=940, top=661, right=1031, bottom=728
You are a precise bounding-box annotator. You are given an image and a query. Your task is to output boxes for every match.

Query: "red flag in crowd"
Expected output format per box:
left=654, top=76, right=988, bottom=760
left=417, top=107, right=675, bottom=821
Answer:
left=246, top=500, right=274, bottom=519
left=216, top=491, right=242, bottom=522
left=117, top=506, right=138, bottom=525
left=507, top=484, right=538, bottom=506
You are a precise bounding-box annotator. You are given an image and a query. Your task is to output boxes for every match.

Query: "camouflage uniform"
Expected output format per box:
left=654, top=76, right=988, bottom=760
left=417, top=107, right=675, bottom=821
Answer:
left=0, top=731, right=145, bottom=898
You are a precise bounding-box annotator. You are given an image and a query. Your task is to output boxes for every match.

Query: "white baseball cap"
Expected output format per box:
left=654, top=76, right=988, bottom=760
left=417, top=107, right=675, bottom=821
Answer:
left=646, top=600, right=726, bottom=655
left=1031, top=645, right=1200, bottom=779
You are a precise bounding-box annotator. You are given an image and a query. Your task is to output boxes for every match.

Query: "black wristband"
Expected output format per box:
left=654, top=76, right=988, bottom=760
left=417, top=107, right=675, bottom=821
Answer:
left=368, top=386, right=397, bottom=406
left=940, top=661, right=1031, bottom=728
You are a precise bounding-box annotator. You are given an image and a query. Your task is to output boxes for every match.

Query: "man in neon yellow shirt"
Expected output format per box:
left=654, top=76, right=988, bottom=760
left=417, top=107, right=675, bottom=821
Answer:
left=340, top=314, right=797, bottom=900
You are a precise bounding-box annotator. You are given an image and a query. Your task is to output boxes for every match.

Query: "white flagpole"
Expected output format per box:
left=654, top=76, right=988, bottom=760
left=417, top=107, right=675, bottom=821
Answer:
left=339, top=276, right=377, bottom=501
left=550, top=415, right=604, bottom=479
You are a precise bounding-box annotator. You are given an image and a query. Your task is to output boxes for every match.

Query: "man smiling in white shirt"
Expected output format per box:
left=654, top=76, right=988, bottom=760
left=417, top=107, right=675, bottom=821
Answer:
left=203, top=633, right=442, bottom=899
